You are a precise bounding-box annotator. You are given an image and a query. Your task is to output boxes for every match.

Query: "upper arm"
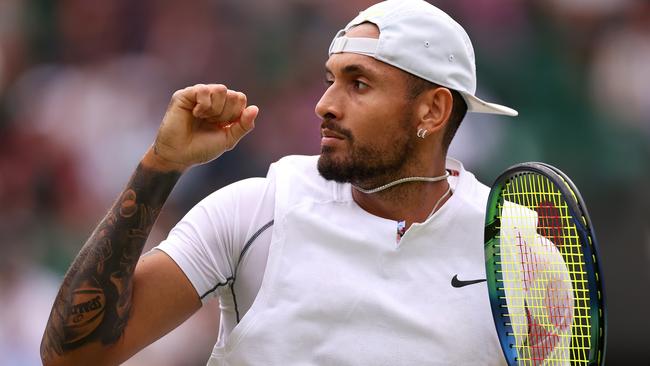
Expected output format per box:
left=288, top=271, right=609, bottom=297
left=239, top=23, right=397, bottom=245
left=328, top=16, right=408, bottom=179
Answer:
left=45, top=250, right=201, bottom=366
left=110, top=250, right=201, bottom=364
left=114, top=177, right=270, bottom=364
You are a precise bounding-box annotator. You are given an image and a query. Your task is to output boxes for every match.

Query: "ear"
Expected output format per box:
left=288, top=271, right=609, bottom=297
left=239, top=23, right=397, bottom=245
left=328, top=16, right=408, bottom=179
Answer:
left=416, top=87, right=453, bottom=135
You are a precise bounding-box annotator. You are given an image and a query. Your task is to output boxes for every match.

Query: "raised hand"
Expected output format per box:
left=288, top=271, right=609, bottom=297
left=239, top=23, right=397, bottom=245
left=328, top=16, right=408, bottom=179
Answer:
left=148, top=84, right=259, bottom=172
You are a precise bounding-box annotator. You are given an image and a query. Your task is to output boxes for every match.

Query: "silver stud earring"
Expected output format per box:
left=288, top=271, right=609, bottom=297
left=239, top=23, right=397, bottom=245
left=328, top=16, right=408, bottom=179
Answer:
left=417, top=128, right=428, bottom=139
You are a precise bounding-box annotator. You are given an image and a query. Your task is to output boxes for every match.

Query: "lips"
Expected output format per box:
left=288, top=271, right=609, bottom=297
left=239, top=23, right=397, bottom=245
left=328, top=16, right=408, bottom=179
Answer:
left=321, top=128, right=346, bottom=140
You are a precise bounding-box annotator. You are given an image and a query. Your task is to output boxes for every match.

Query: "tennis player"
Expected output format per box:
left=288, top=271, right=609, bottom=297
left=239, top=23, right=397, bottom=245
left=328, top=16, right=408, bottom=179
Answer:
left=41, top=0, right=519, bottom=365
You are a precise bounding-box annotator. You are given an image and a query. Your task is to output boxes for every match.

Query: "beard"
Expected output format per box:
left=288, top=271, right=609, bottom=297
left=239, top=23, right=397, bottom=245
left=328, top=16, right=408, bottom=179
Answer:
left=317, top=110, right=417, bottom=186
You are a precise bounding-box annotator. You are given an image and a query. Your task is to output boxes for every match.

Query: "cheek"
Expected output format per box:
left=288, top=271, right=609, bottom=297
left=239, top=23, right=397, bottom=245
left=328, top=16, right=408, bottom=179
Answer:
left=344, top=90, right=414, bottom=143
left=356, top=103, right=414, bottom=142
left=354, top=100, right=391, bottom=128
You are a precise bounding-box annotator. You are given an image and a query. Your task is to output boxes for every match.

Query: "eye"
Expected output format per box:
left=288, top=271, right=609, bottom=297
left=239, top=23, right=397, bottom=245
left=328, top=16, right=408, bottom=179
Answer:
left=324, top=78, right=334, bottom=87
left=353, top=80, right=369, bottom=90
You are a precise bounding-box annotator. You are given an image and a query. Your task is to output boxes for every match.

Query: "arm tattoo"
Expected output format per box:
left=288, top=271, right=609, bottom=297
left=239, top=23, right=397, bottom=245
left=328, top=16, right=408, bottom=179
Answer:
left=40, top=164, right=180, bottom=362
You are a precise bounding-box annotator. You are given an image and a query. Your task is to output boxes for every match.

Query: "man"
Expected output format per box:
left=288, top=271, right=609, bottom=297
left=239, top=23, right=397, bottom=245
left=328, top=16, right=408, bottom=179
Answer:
left=41, top=0, right=518, bottom=365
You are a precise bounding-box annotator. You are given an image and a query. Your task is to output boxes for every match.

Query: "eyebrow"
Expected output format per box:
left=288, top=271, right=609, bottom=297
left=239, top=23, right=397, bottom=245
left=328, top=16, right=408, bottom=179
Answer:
left=325, top=63, right=379, bottom=79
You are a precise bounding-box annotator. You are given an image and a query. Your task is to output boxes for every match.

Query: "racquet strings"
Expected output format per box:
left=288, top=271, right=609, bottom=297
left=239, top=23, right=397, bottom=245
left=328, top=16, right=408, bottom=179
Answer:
left=497, top=172, right=592, bottom=365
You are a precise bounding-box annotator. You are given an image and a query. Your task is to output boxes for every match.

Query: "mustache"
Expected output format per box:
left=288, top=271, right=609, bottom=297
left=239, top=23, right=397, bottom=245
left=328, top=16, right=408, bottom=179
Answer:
left=320, top=119, right=353, bottom=140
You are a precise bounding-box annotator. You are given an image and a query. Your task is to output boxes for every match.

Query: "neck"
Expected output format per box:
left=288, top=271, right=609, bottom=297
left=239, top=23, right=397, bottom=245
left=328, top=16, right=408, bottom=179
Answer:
left=351, top=160, right=451, bottom=229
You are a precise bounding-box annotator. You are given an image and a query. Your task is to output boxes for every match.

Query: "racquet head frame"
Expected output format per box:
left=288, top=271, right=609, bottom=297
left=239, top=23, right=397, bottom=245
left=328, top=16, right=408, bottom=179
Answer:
left=484, top=162, right=607, bottom=365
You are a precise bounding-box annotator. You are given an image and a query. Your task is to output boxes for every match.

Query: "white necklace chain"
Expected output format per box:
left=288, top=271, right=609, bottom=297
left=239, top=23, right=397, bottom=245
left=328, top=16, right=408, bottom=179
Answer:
left=428, top=183, right=452, bottom=219
left=352, top=170, right=450, bottom=194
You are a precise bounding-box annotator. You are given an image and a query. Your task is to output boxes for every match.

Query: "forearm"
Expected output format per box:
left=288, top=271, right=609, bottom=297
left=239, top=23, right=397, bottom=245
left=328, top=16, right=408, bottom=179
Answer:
left=41, top=156, right=181, bottom=364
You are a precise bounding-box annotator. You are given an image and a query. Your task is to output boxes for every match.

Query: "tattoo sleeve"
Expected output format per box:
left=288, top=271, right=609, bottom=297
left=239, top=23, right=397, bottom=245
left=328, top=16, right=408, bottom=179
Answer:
left=40, top=163, right=181, bottom=362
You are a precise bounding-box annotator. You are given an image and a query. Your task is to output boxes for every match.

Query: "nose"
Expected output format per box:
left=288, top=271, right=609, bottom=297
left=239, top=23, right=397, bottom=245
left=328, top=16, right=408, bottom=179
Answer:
left=315, top=83, right=342, bottom=122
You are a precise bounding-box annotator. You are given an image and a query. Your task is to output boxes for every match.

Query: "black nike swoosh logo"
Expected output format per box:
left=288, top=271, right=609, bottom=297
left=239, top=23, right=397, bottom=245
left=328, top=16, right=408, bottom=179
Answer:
left=451, top=274, right=487, bottom=288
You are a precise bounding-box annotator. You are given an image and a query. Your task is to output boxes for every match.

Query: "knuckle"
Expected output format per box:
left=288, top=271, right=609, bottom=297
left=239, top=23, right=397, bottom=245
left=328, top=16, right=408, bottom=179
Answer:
left=211, top=87, right=227, bottom=103
left=212, top=84, right=227, bottom=93
left=195, top=84, right=209, bottom=95
left=172, top=87, right=188, bottom=98
left=170, top=90, right=186, bottom=105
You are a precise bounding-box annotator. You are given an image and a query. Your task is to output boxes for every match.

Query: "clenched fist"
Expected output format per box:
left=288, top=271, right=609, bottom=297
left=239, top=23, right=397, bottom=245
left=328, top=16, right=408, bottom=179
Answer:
left=144, top=84, right=259, bottom=172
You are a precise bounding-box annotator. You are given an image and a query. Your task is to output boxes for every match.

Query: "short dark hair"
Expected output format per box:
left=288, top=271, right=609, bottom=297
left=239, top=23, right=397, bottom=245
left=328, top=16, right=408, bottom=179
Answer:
left=405, top=74, right=468, bottom=151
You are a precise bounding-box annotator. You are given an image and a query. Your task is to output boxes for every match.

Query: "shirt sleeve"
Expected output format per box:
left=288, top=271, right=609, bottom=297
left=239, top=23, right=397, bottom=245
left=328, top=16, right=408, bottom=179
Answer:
left=155, top=177, right=269, bottom=304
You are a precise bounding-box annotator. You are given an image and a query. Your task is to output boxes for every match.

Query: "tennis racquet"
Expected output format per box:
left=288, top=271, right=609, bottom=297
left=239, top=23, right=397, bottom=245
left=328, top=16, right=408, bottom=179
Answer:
left=484, top=162, right=607, bottom=365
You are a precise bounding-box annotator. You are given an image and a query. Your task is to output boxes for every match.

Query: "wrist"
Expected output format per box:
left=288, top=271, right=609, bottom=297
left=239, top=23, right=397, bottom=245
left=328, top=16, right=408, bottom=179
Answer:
left=142, top=147, right=189, bottom=173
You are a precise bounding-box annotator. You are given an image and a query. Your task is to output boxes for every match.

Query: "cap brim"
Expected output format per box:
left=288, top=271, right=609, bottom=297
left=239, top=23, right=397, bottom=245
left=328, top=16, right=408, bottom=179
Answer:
left=462, top=92, right=518, bottom=117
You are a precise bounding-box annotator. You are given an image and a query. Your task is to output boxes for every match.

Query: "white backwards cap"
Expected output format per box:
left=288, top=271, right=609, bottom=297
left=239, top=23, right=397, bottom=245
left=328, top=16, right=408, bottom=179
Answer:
left=329, top=0, right=518, bottom=117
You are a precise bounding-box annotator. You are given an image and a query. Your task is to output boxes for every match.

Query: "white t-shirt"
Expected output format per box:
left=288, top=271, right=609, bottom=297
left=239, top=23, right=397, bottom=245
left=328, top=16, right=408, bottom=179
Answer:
left=156, top=175, right=275, bottom=345
left=156, top=155, right=506, bottom=365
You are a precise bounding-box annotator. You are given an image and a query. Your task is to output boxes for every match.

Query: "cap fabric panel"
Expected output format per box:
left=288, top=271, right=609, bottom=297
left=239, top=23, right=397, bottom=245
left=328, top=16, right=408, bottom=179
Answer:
left=328, top=0, right=518, bottom=117
left=346, top=5, right=476, bottom=96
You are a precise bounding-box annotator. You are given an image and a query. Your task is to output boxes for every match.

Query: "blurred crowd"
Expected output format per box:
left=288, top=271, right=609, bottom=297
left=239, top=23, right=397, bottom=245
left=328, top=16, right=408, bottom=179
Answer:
left=0, top=0, right=648, bottom=364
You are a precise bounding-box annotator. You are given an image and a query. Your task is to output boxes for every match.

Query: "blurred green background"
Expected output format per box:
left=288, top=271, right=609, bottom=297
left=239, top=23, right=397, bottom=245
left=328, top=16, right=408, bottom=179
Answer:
left=1, top=0, right=648, bottom=364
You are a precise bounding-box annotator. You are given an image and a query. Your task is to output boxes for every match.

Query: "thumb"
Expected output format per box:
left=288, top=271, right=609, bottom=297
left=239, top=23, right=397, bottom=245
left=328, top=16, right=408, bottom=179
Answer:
left=229, top=105, right=259, bottom=142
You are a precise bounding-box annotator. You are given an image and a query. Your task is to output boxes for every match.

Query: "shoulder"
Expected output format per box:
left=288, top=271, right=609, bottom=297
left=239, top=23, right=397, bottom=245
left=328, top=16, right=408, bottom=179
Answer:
left=447, top=157, right=491, bottom=215
left=269, top=155, right=320, bottom=175
left=268, top=155, right=341, bottom=202
left=198, top=154, right=330, bottom=211
left=198, top=177, right=270, bottom=209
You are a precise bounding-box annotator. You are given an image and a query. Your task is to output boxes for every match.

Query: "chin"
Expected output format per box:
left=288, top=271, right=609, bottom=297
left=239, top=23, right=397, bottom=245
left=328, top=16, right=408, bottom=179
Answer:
left=317, top=151, right=353, bottom=183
